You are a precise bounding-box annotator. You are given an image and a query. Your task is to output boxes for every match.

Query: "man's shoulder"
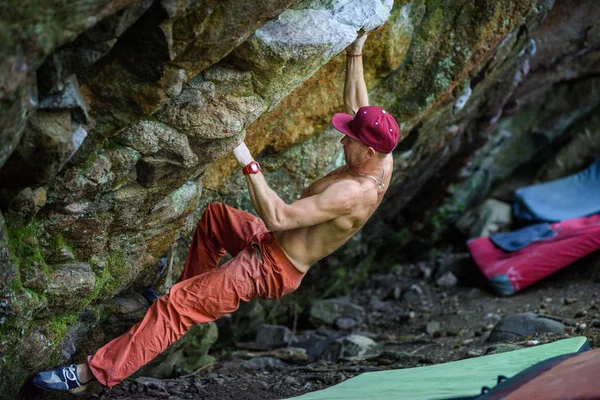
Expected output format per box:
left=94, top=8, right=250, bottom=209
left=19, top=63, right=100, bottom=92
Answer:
left=324, top=178, right=378, bottom=207
left=323, top=177, right=363, bottom=194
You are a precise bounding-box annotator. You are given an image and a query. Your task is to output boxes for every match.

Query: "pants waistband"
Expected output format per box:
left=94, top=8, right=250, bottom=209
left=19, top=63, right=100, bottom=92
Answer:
left=257, top=231, right=305, bottom=279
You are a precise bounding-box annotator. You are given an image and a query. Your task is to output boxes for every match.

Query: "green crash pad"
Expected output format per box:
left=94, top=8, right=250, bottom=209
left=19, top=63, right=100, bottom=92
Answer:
left=288, top=336, right=589, bottom=400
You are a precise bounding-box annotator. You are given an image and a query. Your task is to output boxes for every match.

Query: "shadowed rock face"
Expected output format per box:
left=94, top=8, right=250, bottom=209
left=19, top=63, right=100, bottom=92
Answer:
left=0, top=0, right=599, bottom=395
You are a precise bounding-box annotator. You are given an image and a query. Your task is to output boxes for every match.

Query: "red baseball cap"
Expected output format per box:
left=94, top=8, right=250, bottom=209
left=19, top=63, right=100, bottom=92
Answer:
left=332, top=105, right=401, bottom=154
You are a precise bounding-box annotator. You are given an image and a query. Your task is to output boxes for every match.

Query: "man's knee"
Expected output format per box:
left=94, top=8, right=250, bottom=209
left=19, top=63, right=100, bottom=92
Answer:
left=203, top=202, right=226, bottom=217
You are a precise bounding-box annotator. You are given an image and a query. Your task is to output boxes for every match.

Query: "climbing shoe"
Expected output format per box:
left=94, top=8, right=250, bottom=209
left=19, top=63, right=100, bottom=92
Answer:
left=142, top=288, right=162, bottom=304
left=31, top=364, right=88, bottom=395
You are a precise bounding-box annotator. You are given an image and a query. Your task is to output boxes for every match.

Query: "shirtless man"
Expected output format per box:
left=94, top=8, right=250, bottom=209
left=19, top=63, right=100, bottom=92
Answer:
left=32, top=34, right=401, bottom=395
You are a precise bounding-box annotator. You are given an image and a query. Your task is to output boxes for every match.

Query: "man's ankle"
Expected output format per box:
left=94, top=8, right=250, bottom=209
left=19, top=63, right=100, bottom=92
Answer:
left=76, top=363, right=94, bottom=384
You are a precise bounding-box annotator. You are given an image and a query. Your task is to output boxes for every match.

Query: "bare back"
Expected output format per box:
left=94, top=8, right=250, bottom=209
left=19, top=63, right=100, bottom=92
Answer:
left=274, top=155, right=393, bottom=273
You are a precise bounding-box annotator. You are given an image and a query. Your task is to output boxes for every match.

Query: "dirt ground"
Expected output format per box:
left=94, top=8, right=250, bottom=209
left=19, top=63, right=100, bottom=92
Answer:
left=84, top=253, right=600, bottom=400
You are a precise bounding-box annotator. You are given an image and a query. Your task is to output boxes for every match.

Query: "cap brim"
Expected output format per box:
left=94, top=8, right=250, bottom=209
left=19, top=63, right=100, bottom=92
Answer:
left=332, top=113, right=361, bottom=142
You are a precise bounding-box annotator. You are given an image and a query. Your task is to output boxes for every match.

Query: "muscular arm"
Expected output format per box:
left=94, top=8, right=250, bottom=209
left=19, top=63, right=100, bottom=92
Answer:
left=344, top=34, right=369, bottom=114
left=232, top=143, right=358, bottom=231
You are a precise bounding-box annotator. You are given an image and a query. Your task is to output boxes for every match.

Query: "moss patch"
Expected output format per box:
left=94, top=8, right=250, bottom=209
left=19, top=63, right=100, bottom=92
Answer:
left=4, top=212, right=49, bottom=293
left=88, top=251, right=130, bottom=301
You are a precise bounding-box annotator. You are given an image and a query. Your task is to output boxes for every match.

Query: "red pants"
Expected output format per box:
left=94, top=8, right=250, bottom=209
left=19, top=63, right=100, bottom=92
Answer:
left=88, top=202, right=304, bottom=388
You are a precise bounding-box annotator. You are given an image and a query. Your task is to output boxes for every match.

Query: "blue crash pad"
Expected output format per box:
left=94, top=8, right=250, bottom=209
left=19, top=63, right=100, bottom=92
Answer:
left=513, top=158, right=600, bottom=222
left=489, top=223, right=556, bottom=252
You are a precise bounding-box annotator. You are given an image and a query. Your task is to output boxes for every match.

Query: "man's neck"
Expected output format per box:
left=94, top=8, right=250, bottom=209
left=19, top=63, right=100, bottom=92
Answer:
left=346, top=157, right=386, bottom=176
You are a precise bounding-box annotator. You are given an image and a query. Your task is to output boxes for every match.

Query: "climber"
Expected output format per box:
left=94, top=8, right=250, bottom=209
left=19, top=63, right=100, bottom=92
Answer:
left=32, top=33, right=401, bottom=395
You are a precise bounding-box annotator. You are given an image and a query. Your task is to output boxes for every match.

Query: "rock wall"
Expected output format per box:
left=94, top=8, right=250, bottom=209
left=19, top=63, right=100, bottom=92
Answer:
left=0, top=0, right=598, bottom=395
left=385, top=0, right=600, bottom=248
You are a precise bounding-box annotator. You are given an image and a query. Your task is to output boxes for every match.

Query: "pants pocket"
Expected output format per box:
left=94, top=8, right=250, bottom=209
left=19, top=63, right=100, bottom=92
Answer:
left=251, top=242, right=264, bottom=262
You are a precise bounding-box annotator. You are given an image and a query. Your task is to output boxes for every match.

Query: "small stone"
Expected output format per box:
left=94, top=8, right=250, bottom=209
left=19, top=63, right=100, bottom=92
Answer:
left=242, top=357, right=284, bottom=370
left=134, top=377, right=167, bottom=391
left=310, top=298, right=365, bottom=325
left=577, top=323, right=587, bottom=330
left=544, top=298, right=553, bottom=303
left=467, top=350, right=482, bottom=358
left=339, top=334, right=377, bottom=359
left=436, top=271, right=458, bottom=288
left=256, top=324, right=294, bottom=347
left=462, top=339, right=474, bottom=346
left=484, top=313, right=501, bottom=322
left=334, top=317, right=358, bottom=330
left=426, top=321, right=441, bottom=338
left=564, top=298, right=578, bottom=305
left=284, top=376, right=297, bottom=386
left=526, top=340, right=539, bottom=346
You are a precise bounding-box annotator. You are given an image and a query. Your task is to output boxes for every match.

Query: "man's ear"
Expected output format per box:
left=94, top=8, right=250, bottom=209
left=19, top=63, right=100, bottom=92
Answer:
left=366, top=147, right=376, bottom=158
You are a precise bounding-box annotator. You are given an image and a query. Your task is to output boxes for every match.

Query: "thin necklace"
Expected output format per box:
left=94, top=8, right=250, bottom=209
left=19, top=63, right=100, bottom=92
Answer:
left=347, top=165, right=386, bottom=189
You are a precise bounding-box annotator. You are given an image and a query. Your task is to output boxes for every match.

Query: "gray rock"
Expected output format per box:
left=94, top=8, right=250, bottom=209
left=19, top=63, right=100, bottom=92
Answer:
left=334, top=317, right=359, bottom=330
left=426, top=321, right=442, bottom=338
left=242, top=357, right=285, bottom=370
left=110, top=295, right=150, bottom=323
left=488, top=312, right=565, bottom=342
left=333, top=0, right=393, bottom=32
left=46, top=263, right=96, bottom=310
left=0, top=109, right=88, bottom=189
left=310, top=298, right=365, bottom=325
left=231, top=0, right=392, bottom=107
left=436, top=271, right=458, bottom=287
left=402, top=284, right=424, bottom=303
left=144, top=181, right=201, bottom=229
left=39, top=75, right=89, bottom=124
left=119, top=120, right=198, bottom=168
left=339, top=334, right=376, bottom=359
left=370, top=299, right=392, bottom=312
left=134, top=377, right=167, bottom=391
left=16, top=328, right=55, bottom=370
left=256, top=324, right=295, bottom=347
left=296, top=333, right=335, bottom=362
left=154, top=68, right=265, bottom=149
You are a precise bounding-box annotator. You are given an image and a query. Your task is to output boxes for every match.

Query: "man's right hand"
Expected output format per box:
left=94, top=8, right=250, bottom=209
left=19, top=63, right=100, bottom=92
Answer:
left=232, top=142, right=254, bottom=167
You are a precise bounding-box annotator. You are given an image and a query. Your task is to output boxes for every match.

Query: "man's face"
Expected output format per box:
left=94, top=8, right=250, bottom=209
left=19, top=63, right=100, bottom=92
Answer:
left=340, top=135, right=370, bottom=165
